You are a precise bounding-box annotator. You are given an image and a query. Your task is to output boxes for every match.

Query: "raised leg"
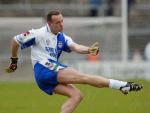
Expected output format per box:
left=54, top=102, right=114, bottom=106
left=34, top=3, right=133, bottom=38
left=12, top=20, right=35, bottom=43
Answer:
left=57, top=67, right=143, bottom=94
left=58, top=67, right=109, bottom=88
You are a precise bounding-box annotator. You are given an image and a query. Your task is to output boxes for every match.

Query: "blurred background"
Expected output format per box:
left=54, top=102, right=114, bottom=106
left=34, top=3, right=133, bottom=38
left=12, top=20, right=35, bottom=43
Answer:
left=0, top=1, right=150, bottom=113
left=0, top=0, right=150, bottom=80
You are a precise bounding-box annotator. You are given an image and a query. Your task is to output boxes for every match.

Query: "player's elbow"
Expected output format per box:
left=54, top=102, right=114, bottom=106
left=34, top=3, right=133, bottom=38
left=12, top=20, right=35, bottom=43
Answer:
left=69, top=43, right=79, bottom=52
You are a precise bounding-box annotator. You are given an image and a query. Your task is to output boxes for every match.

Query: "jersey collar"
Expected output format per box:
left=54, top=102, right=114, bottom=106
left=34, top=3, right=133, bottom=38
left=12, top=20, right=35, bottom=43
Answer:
left=46, top=23, right=61, bottom=36
left=46, top=24, right=51, bottom=33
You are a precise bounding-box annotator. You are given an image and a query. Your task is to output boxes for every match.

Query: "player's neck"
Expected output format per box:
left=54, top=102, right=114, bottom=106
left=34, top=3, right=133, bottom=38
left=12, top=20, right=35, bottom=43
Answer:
left=47, top=23, right=58, bottom=35
left=51, top=29, right=58, bottom=35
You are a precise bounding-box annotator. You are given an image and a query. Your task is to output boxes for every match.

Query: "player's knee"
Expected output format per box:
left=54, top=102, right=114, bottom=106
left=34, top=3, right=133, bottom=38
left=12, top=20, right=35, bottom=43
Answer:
left=72, top=90, right=84, bottom=102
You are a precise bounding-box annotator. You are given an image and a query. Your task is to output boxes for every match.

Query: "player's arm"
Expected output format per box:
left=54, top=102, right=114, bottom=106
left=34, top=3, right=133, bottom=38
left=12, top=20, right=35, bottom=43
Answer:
left=5, top=38, right=19, bottom=73
left=5, top=30, right=37, bottom=73
left=69, top=42, right=99, bottom=55
left=69, top=43, right=89, bottom=54
left=11, top=38, right=20, bottom=58
left=64, top=34, right=99, bottom=55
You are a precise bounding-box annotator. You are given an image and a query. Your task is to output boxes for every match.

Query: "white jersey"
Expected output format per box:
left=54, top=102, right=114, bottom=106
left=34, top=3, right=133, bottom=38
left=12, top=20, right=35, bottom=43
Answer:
left=14, top=24, right=74, bottom=67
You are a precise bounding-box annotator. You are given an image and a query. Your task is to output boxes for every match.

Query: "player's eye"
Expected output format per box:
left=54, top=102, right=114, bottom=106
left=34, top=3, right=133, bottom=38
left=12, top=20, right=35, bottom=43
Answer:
left=56, top=19, right=63, bottom=24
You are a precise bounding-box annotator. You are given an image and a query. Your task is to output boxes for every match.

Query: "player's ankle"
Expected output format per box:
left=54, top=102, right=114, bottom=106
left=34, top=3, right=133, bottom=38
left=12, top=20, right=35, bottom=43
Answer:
left=109, top=79, right=127, bottom=90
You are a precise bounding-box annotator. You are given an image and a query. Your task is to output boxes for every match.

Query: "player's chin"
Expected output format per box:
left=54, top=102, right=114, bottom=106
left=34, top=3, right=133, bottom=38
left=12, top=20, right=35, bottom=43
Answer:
left=60, top=28, right=63, bottom=32
left=59, top=27, right=64, bottom=32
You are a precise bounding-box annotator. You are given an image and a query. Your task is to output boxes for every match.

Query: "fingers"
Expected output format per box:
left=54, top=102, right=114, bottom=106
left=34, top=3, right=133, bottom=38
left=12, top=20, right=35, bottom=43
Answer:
left=89, top=42, right=100, bottom=55
left=90, top=49, right=99, bottom=55
left=91, top=42, right=99, bottom=48
left=5, top=57, right=18, bottom=73
left=5, top=68, right=15, bottom=73
left=5, top=64, right=17, bottom=73
left=9, top=64, right=17, bottom=70
left=89, top=48, right=99, bottom=55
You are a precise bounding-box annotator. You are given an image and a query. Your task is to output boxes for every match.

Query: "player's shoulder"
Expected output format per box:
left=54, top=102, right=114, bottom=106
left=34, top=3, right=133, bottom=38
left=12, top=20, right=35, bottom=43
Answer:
left=61, top=32, right=72, bottom=40
left=31, top=25, right=47, bottom=34
left=60, top=32, right=74, bottom=45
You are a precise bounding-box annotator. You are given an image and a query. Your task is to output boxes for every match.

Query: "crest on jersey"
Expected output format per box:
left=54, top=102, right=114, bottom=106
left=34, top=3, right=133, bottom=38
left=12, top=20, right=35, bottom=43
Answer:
left=58, top=41, right=63, bottom=48
left=22, top=31, right=30, bottom=37
left=46, top=39, right=51, bottom=46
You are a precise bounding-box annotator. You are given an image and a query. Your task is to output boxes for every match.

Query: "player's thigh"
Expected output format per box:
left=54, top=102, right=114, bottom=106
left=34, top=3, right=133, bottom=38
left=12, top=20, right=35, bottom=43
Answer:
left=53, top=84, right=82, bottom=97
left=57, top=67, right=88, bottom=84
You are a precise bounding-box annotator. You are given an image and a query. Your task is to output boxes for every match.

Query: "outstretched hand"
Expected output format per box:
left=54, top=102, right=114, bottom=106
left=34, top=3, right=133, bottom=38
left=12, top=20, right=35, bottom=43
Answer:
left=88, top=42, right=99, bottom=55
left=5, top=57, right=18, bottom=73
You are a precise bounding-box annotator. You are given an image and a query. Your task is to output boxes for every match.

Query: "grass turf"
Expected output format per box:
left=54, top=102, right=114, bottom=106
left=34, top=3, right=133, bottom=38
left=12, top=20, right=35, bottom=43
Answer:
left=0, top=79, right=149, bottom=113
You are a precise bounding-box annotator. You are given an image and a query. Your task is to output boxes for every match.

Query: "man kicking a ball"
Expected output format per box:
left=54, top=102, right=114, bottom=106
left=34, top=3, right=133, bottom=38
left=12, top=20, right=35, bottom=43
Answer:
left=6, top=10, right=143, bottom=113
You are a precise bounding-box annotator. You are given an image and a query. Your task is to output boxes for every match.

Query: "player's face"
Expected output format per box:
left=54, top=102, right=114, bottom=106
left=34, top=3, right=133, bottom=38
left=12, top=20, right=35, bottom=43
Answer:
left=49, top=14, right=64, bottom=34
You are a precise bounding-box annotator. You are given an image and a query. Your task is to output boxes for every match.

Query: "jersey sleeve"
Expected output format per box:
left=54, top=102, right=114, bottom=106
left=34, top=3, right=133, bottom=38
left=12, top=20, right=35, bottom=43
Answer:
left=14, top=29, right=38, bottom=49
left=63, top=34, right=75, bottom=52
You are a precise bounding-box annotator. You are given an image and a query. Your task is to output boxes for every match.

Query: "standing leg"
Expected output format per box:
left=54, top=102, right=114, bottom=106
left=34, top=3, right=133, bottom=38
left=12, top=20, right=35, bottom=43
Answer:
left=54, top=84, right=83, bottom=113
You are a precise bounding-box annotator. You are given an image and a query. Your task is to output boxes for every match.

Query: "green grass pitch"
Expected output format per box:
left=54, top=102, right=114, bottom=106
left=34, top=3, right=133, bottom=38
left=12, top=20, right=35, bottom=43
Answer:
left=0, top=79, right=149, bottom=113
